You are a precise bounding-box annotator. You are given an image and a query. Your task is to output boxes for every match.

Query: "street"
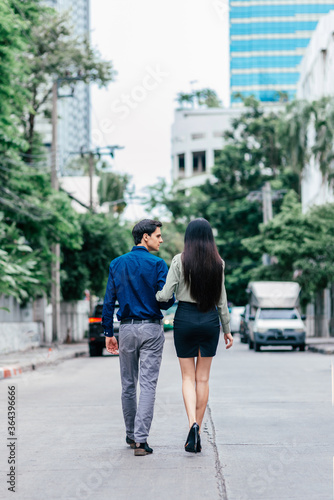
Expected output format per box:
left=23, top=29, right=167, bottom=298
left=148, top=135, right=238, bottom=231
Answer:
left=1, top=334, right=334, bottom=500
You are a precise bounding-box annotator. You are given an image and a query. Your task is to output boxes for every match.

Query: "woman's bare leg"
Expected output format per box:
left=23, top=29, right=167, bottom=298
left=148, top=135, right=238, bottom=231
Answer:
left=195, top=351, right=213, bottom=430
left=178, top=357, right=197, bottom=428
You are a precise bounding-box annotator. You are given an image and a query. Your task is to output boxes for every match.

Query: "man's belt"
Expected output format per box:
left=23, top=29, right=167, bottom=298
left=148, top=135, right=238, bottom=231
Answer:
left=120, top=318, right=162, bottom=325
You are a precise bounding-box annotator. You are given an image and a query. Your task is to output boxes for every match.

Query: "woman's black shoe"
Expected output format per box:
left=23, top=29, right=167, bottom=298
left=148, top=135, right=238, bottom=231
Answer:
left=197, top=433, right=202, bottom=453
left=185, top=423, right=199, bottom=453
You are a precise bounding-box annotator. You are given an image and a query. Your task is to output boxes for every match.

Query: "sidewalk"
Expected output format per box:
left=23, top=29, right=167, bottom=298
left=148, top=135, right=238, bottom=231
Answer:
left=306, top=336, right=334, bottom=354
left=0, top=341, right=88, bottom=380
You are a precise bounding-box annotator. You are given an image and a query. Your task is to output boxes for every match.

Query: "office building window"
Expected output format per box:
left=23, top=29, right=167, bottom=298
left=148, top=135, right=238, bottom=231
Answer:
left=178, top=154, right=185, bottom=176
left=191, top=133, right=206, bottom=140
left=192, top=151, right=206, bottom=174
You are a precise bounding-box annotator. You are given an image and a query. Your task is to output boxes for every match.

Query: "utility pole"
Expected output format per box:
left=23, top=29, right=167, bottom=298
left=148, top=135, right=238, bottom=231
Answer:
left=74, top=146, right=124, bottom=213
left=49, top=74, right=93, bottom=343
left=88, top=152, right=94, bottom=210
left=262, top=182, right=273, bottom=266
left=262, top=181, right=273, bottom=225
left=51, top=81, right=61, bottom=343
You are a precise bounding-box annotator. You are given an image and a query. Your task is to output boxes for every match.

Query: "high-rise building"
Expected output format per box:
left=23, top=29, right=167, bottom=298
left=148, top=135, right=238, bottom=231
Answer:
left=229, top=1, right=334, bottom=104
left=45, top=0, right=90, bottom=171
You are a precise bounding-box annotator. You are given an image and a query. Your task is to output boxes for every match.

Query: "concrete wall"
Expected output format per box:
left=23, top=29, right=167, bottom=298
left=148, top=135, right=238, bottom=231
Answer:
left=44, top=300, right=90, bottom=344
left=0, top=322, right=42, bottom=355
left=0, top=295, right=90, bottom=354
left=297, top=11, right=334, bottom=101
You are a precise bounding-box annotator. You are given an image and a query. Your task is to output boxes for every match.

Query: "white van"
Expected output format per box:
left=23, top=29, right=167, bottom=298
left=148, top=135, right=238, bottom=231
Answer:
left=247, top=282, right=306, bottom=352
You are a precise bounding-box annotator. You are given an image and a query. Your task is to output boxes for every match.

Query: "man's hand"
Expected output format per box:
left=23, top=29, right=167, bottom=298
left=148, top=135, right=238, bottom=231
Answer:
left=224, top=333, right=234, bottom=349
left=106, top=336, right=119, bottom=355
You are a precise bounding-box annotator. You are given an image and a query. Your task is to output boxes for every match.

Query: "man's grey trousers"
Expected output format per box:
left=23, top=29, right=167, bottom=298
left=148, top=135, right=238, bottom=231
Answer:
left=118, top=322, right=165, bottom=443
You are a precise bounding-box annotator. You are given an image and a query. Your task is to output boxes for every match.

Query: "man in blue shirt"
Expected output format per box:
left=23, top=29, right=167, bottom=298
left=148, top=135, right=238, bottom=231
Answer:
left=102, top=219, right=174, bottom=456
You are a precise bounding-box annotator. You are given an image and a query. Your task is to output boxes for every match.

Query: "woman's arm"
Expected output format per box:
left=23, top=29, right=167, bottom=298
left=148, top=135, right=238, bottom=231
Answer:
left=217, top=262, right=231, bottom=334
left=156, top=256, right=180, bottom=302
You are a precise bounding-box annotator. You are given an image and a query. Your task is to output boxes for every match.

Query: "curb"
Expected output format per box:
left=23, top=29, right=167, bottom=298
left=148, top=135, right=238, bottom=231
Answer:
left=0, top=348, right=87, bottom=381
left=0, top=366, right=23, bottom=380
left=307, top=346, right=334, bottom=355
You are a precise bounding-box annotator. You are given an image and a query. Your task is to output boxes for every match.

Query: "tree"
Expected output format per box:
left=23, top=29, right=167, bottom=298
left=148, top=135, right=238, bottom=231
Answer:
left=0, top=213, right=41, bottom=303
left=278, top=97, right=334, bottom=189
left=194, top=88, right=222, bottom=108
left=242, top=191, right=334, bottom=334
left=0, top=0, right=115, bottom=302
left=17, top=6, right=115, bottom=157
left=61, top=213, right=132, bottom=301
left=98, top=171, right=130, bottom=214
left=0, top=1, right=29, bottom=154
left=176, top=88, right=222, bottom=109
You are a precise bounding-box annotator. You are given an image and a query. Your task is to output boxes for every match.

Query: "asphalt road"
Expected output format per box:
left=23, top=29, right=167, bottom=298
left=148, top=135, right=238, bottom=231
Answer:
left=0, top=334, right=333, bottom=500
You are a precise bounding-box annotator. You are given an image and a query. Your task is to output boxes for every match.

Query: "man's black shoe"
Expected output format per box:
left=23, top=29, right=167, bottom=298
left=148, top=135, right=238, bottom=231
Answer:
left=134, top=442, right=153, bottom=456
left=126, top=436, right=136, bottom=449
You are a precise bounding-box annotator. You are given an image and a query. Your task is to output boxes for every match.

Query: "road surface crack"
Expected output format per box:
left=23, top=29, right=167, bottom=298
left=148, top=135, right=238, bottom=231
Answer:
left=204, top=403, right=228, bottom=500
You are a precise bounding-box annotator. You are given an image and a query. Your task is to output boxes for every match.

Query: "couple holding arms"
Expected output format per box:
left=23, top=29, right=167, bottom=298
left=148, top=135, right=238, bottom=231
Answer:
left=102, top=218, right=233, bottom=456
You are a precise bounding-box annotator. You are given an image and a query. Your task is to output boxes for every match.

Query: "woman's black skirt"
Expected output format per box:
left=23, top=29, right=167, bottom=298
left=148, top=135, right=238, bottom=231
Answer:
left=173, top=301, right=220, bottom=358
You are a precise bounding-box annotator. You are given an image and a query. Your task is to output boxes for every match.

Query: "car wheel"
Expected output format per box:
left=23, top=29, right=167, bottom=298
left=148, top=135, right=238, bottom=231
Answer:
left=254, top=341, right=261, bottom=352
left=248, top=336, right=254, bottom=349
left=89, top=344, right=103, bottom=357
left=299, top=344, right=306, bottom=352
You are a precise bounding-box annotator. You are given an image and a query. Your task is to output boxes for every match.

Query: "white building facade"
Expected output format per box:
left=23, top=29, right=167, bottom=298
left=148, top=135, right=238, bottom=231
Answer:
left=171, top=108, right=241, bottom=189
left=297, top=10, right=334, bottom=212
left=297, top=11, right=334, bottom=337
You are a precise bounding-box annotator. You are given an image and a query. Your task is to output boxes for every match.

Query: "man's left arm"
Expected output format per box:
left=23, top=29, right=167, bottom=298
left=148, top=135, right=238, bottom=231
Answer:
left=102, top=265, right=119, bottom=354
left=102, top=264, right=117, bottom=337
left=156, top=260, right=175, bottom=310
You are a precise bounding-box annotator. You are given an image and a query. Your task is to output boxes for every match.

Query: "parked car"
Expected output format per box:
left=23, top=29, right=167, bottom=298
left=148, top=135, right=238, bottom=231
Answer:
left=88, top=302, right=120, bottom=357
left=162, top=302, right=178, bottom=331
left=229, top=306, right=245, bottom=334
left=239, top=304, right=251, bottom=344
left=247, top=282, right=306, bottom=352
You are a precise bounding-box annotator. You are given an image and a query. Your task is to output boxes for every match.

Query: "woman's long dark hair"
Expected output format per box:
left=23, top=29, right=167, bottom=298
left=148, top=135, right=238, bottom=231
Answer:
left=182, top=218, right=223, bottom=312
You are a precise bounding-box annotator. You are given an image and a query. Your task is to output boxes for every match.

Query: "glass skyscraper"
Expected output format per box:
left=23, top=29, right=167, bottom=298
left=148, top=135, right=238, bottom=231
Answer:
left=45, top=0, right=90, bottom=170
left=229, top=1, right=334, bottom=104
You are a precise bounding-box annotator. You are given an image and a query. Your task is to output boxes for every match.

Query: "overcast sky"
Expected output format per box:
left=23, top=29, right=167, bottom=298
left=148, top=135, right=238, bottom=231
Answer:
left=90, top=0, right=230, bottom=219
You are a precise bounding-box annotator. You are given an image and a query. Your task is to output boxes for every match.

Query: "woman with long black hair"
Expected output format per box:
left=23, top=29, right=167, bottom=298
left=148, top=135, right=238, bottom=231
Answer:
left=156, top=218, right=233, bottom=453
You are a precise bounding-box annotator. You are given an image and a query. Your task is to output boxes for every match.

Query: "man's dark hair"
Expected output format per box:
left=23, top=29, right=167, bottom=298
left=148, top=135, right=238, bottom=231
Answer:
left=132, top=219, right=162, bottom=245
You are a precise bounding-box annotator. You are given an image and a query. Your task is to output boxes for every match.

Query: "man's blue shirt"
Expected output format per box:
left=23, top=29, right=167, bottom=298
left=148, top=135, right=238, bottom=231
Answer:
left=102, top=246, right=174, bottom=336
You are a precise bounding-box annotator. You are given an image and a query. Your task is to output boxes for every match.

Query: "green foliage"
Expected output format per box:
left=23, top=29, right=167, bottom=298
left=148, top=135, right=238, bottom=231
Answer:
left=279, top=97, right=334, bottom=181
left=0, top=0, right=116, bottom=304
left=0, top=213, right=42, bottom=302
left=176, top=88, right=222, bottom=108
left=155, top=222, right=185, bottom=266
left=0, top=1, right=29, bottom=153
left=61, top=213, right=132, bottom=301
left=18, top=5, right=114, bottom=155
left=243, top=191, right=334, bottom=304
left=98, top=171, right=130, bottom=214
